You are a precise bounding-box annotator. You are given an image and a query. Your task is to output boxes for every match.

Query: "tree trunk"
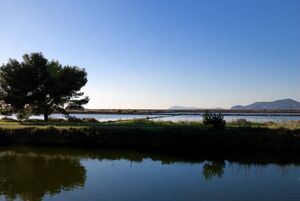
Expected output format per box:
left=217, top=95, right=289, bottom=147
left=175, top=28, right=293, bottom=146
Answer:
left=44, top=112, right=49, bottom=121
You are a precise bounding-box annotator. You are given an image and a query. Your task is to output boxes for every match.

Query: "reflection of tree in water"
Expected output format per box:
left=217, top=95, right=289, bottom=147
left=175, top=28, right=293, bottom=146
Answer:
left=0, top=147, right=298, bottom=200
left=0, top=153, right=86, bottom=201
left=202, top=161, right=225, bottom=180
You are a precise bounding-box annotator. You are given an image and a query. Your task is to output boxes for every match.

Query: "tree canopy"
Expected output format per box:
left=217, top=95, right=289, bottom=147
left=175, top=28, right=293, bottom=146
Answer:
left=0, top=53, right=89, bottom=121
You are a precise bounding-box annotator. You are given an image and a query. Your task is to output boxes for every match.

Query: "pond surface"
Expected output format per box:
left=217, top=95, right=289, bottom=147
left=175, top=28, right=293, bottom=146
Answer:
left=3, top=113, right=300, bottom=123
left=0, top=147, right=299, bottom=201
left=154, top=114, right=300, bottom=122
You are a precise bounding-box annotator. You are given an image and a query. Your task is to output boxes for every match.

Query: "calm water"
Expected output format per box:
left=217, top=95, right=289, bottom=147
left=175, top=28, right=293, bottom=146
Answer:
left=154, top=114, right=300, bottom=122
left=2, top=113, right=300, bottom=122
left=0, top=147, right=299, bottom=201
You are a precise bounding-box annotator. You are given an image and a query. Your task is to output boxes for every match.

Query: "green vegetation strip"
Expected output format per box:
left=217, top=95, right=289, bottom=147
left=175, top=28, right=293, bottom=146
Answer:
left=1, top=119, right=300, bottom=129
left=0, top=119, right=300, bottom=152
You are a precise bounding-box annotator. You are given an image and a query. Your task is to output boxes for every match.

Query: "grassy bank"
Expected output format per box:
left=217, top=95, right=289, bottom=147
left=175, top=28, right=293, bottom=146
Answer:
left=0, top=119, right=300, bottom=152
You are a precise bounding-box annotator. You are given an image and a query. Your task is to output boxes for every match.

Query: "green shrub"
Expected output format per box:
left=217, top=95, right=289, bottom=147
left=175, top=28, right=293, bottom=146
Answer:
left=67, top=116, right=83, bottom=123
left=66, top=116, right=99, bottom=123
left=82, top=118, right=99, bottom=123
left=202, top=110, right=226, bottom=130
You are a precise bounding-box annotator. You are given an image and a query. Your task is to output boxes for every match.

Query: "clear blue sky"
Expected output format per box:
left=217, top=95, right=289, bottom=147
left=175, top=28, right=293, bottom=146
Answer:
left=0, top=0, right=299, bottom=109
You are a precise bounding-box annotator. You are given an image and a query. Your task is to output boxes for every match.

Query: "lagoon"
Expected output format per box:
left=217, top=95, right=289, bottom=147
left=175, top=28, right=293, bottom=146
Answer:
left=2, top=113, right=300, bottom=123
left=32, top=113, right=300, bottom=122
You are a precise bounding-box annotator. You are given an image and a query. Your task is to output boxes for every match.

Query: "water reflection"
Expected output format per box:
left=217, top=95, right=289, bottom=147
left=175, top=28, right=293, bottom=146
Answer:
left=0, top=147, right=299, bottom=201
left=202, top=161, right=225, bottom=180
left=0, top=150, right=86, bottom=201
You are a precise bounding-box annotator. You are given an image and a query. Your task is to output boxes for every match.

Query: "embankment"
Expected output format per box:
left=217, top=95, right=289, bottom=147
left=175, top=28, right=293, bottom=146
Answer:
left=0, top=125, right=300, bottom=152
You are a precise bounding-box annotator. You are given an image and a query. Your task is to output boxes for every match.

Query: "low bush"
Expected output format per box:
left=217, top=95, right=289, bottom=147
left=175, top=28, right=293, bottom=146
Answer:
left=82, top=118, right=99, bottom=123
left=67, top=116, right=83, bottom=123
left=202, top=110, right=226, bottom=130
left=66, top=116, right=99, bottom=123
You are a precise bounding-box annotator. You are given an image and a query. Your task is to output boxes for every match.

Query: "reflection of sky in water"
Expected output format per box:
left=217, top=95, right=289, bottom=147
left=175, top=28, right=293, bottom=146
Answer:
left=44, top=158, right=300, bottom=201
left=0, top=148, right=300, bottom=201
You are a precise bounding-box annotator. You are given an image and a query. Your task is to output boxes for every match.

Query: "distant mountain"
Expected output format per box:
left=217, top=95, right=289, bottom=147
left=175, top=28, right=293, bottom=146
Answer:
left=170, top=106, right=200, bottom=110
left=231, top=99, right=300, bottom=110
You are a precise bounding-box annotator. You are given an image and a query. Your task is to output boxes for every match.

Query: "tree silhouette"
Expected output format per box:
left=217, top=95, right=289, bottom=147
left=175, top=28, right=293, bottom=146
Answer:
left=0, top=53, right=88, bottom=121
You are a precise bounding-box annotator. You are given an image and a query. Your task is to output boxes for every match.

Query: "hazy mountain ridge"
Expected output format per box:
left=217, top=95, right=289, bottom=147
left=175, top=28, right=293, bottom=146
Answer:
left=231, top=99, right=300, bottom=110
left=170, top=106, right=224, bottom=110
left=169, top=106, right=200, bottom=110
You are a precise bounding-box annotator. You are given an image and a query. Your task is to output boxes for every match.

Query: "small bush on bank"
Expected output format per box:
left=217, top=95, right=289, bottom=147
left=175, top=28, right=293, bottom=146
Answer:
left=67, top=116, right=83, bottom=123
left=82, top=118, right=99, bottom=123
left=202, top=110, right=226, bottom=130
left=66, top=116, right=99, bottom=123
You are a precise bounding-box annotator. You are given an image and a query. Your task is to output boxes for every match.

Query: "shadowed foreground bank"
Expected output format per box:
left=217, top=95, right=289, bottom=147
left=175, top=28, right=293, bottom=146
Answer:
left=0, top=121, right=300, bottom=153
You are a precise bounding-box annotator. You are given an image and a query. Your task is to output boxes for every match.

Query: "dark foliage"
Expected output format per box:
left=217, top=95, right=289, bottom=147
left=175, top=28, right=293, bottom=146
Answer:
left=82, top=118, right=99, bottom=123
left=0, top=53, right=88, bottom=121
left=202, top=110, right=226, bottom=130
left=0, top=125, right=300, bottom=153
left=67, top=116, right=99, bottom=123
left=67, top=116, right=84, bottom=123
